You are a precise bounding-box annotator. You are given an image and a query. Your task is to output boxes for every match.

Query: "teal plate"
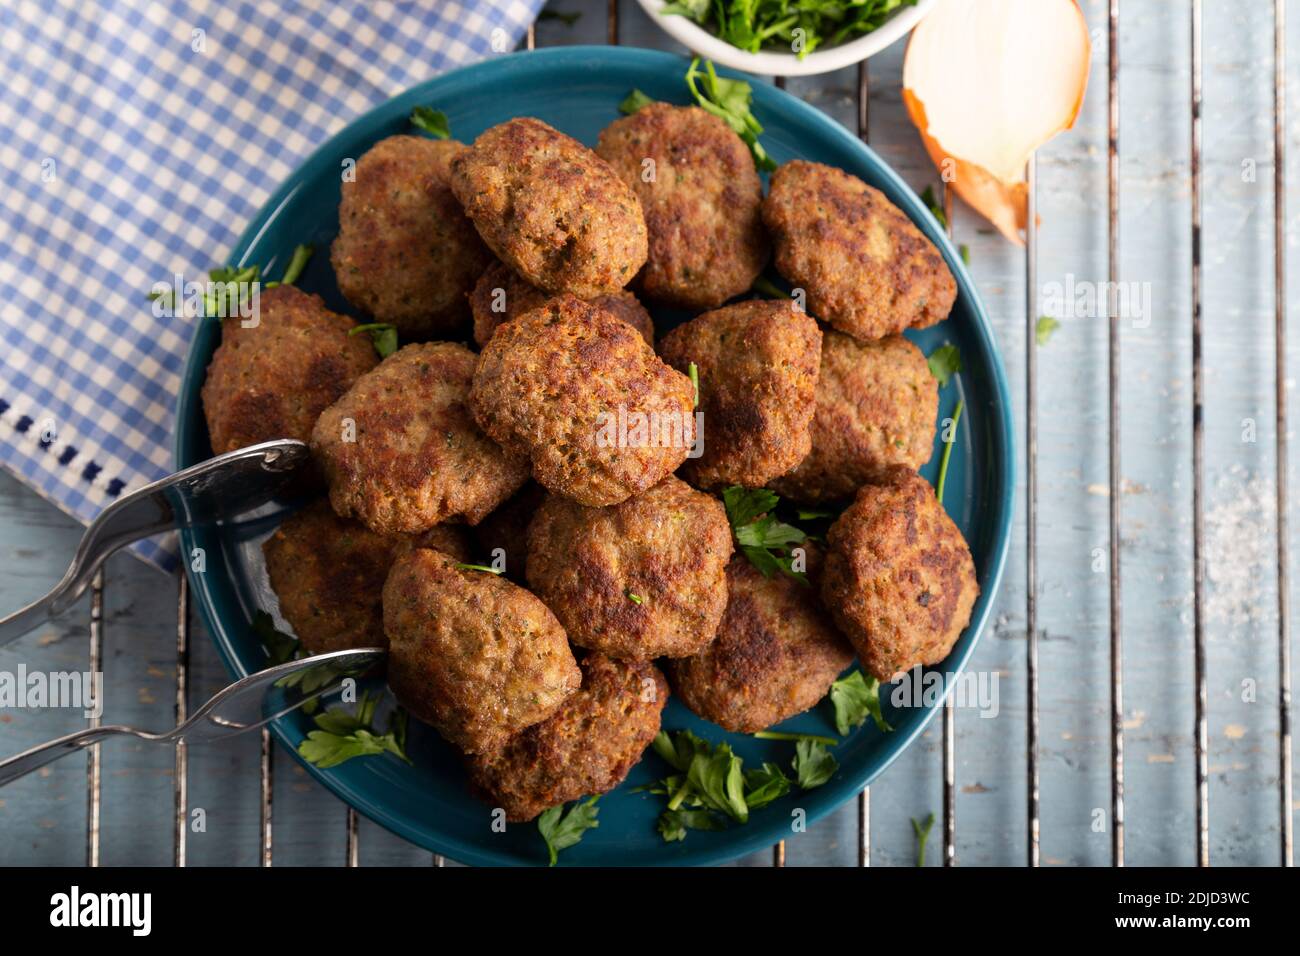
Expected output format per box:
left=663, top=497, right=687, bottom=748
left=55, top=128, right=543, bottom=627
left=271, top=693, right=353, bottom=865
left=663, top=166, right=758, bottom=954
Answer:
left=174, top=46, right=1014, bottom=867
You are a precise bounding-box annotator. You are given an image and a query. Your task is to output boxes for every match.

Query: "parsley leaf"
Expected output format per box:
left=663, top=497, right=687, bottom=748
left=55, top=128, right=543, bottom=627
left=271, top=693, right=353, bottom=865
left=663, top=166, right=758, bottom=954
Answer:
left=920, top=185, right=948, bottom=229
left=742, top=762, right=793, bottom=810
left=687, top=742, right=749, bottom=823
left=688, top=361, right=699, bottom=409
left=349, top=322, right=398, bottom=359
left=252, top=610, right=300, bottom=666
left=297, top=691, right=412, bottom=770
left=410, top=106, right=451, bottom=139
left=619, top=88, right=654, bottom=115
left=722, top=486, right=809, bottom=585
left=658, top=807, right=726, bottom=842
left=1036, top=315, right=1061, bottom=346
left=792, top=738, right=838, bottom=789
left=829, top=670, right=892, bottom=735
left=912, top=812, right=936, bottom=866
left=537, top=796, right=600, bottom=865
left=927, top=343, right=962, bottom=387
left=661, top=0, right=710, bottom=23
left=685, top=58, right=776, bottom=173
left=662, top=0, right=915, bottom=59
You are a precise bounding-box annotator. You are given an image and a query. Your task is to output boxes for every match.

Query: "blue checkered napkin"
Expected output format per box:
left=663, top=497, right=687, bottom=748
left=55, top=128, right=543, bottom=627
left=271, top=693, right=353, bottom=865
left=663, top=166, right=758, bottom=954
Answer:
left=0, top=0, right=543, bottom=570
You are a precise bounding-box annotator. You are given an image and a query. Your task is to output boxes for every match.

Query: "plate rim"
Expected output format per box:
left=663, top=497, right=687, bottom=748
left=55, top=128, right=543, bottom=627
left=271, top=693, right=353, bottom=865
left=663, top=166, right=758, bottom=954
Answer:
left=174, top=44, right=1015, bottom=867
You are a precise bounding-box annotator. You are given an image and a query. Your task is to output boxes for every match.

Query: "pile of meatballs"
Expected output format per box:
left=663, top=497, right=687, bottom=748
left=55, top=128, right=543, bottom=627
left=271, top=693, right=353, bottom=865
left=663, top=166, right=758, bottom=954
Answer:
left=200, top=101, right=979, bottom=825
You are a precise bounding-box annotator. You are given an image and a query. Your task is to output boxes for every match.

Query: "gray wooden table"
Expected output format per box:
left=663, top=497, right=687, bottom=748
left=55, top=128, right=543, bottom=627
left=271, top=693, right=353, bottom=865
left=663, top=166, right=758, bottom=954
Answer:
left=1, top=0, right=1296, bottom=867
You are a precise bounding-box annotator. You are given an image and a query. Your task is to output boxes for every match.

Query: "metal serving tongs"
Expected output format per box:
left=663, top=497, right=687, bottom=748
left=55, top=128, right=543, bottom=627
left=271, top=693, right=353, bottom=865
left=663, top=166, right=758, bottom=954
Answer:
left=0, top=648, right=385, bottom=786
left=0, top=439, right=310, bottom=648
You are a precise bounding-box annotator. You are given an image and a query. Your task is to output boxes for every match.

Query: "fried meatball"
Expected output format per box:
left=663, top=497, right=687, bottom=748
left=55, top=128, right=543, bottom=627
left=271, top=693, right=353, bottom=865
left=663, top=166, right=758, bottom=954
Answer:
left=658, top=299, right=821, bottom=489
left=471, top=480, right=546, bottom=582
left=821, top=467, right=979, bottom=682
left=668, top=553, right=854, bottom=733
left=762, top=160, right=957, bottom=341
left=331, top=136, right=491, bottom=338
left=772, top=332, right=938, bottom=504
left=312, top=342, right=529, bottom=534
left=595, top=102, right=768, bottom=310
left=262, top=499, right=470, bottom=655
left=470, top=295, right=695, bottom=506
left=467, top=652, right=668, bottom=821
left=384, top=548, right=580, bottom=754
left=449, top=118, right=647, bottom=297
left=468, top=261, right=654, bottom=348
left=200, top=285, right=377, bottom=455
left=526, top=477, right=733, bottom=660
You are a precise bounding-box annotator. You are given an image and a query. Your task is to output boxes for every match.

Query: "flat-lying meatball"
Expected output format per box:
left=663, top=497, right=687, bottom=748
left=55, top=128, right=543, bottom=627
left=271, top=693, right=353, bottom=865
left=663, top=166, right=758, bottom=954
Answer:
left=470, top=295, right=695, bottom=506
left=384, top=548, right=580, bottom=754
left=312, top=342, right=529, bottom=534
left=596, top=102, right=768, bottom=311
left=658, top=299, right=821, bottom=489
left=762, top=160, right=956, bottom=341
left=821, top=467, right=978, bottom=682
left=201, top=285, right=376, bottom=454
left=469, top=261, right=654, bottom=348
left=449, top=118, right=647, bottom=297
left=467, top=653, right=668, bottom=821
left=526, top=477, right=733, bottom=660
left=262, top=499, right=469, bottom=655
left=772, top=332, right=938, bottom=504
left=668, top=552, right=854, bottom=733
left=331, top=135, right=491, bottom=338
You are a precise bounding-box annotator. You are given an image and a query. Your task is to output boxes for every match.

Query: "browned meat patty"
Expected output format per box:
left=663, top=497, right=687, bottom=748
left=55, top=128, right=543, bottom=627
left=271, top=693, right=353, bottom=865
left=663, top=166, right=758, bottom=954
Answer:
left=469, top=261, right=654, bottom=348
left=595, top=102, right=768, bottom=311
left=262, top=499, right=469, bottom=655
left=200, top=285, right=376, bottom=455
left=466, top=652, right=668, bottom=821
left=384, top=548, right=580, bottom=754
left=312, top=341, right=529, bottom=534
left=449, top=118, right=647, bottom=297
left=470, top=295, right=695, bottom=506
left=668, top=552, right=854, bottom=733
left=772, top=332, right=938, bottom=504
left=658, top=299, right=821, bottom=488
left=821, top=467, right=978, bottom=681
left=331, top=135, right=491, bottom=338
left=762, top=160, right=956, bottom=341
left=526, top=476, right=733, bottom=660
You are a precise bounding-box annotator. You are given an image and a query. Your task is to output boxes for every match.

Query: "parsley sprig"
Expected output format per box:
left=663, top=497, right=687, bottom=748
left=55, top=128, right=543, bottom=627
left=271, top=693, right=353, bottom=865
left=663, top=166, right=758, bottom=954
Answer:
left=537, top=797, right=600, bottom=865
left=619, top=88, right=654, bottom=115
left=662, top=0, right=917, bottom=59
left=643, top=729, right=837, bottom=842
left=149, top=245, right=313, bottom=315
left=927, top=343, right=961, bottom=387
left=252, top=609, right=300, bottom=667
left=685, top=58, right=776, bottom=172
left=722, top=486, right=810, bottom=585
left=297, top=691, right=412, bottom=770
left=828, top=670, right=892, bottom=735
left=349, top=322, right=398, bottom=359
left=410, top=106, right=451, bottom=139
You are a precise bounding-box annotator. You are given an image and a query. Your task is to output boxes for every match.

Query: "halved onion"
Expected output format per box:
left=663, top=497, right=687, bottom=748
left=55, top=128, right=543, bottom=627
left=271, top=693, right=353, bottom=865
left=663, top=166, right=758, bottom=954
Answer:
left=902, top=0, right=1091, bottom=244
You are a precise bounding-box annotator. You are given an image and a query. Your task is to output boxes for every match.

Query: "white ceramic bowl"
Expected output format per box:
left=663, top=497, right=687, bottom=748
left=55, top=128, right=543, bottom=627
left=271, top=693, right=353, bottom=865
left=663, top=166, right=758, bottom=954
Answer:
left=635, top=0, right=938, bottom=77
